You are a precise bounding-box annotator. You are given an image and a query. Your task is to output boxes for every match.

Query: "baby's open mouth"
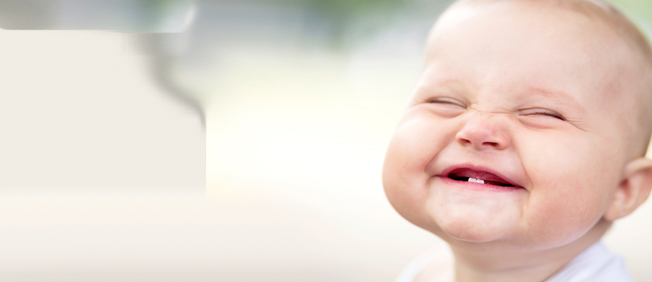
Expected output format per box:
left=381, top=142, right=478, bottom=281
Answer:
left=447, top=168, right=516, bottom=187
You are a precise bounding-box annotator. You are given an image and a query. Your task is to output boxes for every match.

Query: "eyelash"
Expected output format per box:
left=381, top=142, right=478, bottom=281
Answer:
left=427, top=97, right=467, bottom=108
left=522, top=109, right=566, bottom=121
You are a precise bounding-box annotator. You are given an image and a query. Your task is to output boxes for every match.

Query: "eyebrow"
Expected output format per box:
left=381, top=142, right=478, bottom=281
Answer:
left=524, top=86, right=586, bottom=114
left=417, top=78, right=477, bottom=96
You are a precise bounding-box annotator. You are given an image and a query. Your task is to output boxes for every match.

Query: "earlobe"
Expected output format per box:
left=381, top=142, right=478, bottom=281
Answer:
left=604, top=158, right=652, bottom=221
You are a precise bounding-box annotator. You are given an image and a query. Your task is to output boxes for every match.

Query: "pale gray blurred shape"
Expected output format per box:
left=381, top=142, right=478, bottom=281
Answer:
left=0, top=0, right=205, bottom=125
left=0, top=0, right=205, bottom=193
left=0, top=30, right=204, bottom=191
left=0, top=0, right=195, bottom=32
left=0, top=0, right=57, bottom=29
left=0, top=0, right=204, bottom=193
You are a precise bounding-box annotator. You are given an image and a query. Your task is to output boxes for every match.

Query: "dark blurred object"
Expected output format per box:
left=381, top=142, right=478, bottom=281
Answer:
left=0, top=0, right=194, bottom=32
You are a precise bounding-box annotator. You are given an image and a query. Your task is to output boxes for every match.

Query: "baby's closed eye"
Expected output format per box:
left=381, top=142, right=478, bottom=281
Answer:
left=424, top=97, right=468, bottom=118
left=519, top=108, right=566, bottom=121
left=427, top=97, right=467, bottom=108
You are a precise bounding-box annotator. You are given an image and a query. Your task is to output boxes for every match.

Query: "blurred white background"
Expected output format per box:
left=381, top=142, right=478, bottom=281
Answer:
left=1, top=0, right=651, bottom=281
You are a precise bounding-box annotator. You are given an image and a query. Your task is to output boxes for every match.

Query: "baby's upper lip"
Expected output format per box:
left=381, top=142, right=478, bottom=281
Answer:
left=439, top=164, right=524, bottom=188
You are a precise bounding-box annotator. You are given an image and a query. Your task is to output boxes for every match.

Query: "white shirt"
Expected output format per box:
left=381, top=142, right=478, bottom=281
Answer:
left=546, top=242, right=633, bottom=282
left=396, top=242, right=633, bottom=282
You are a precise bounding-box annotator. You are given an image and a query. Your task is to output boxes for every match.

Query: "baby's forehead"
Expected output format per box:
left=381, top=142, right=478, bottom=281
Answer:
left=444, top=0, right=652, bottom=65
left=428, top=1, right=639, bottom=89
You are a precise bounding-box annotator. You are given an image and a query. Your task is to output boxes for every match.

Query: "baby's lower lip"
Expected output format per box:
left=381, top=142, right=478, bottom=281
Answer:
left=439, top=176, right=524, bottom=191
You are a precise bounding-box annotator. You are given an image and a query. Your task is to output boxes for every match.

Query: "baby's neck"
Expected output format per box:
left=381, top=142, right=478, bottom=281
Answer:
left=449, top=219, right=610, bottom=282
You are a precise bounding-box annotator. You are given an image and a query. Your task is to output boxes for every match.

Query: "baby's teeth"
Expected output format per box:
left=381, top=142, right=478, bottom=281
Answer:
left=468, top=178, right=484, bottom=184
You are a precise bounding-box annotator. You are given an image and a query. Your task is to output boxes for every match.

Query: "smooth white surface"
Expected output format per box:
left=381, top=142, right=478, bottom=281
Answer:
left=0, top=30, right=204, bottom=191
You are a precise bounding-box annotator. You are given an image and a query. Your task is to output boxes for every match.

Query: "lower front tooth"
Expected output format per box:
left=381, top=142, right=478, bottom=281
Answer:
left=469, top=178, right=484, bottom=184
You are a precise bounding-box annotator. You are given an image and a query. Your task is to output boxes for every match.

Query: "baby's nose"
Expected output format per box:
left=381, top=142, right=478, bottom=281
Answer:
left=456, top=116, right=510, bottom=150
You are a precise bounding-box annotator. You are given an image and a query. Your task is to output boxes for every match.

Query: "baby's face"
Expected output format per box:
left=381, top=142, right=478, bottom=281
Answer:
left=383, top=2, right=645, bottom=249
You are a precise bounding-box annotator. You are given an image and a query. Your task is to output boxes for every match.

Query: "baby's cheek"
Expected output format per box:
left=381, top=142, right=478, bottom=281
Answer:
left=523, top=168, right=611, bottom=244
left=382, top=115, right=452, bottom=226
left=518, top=139, right=609, bottom=243
left=384, top=118, right=452, bottom=183
left=383, top=136, right=426, bottom=218
left=526, top=184, right=599, bottom=239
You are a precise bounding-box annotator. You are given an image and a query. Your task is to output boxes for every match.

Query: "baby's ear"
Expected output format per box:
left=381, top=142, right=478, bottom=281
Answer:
left=604, top=158, right=652, bottom=221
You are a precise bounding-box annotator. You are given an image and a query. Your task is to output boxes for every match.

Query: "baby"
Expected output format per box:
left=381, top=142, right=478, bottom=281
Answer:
left=382, top=0, right=652, bottom=281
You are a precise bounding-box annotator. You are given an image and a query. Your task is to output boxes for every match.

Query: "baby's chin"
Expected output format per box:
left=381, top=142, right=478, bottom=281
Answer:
left=427, top=213, right=514, bottom=244
left=423, top=189, right=525, bottom=243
